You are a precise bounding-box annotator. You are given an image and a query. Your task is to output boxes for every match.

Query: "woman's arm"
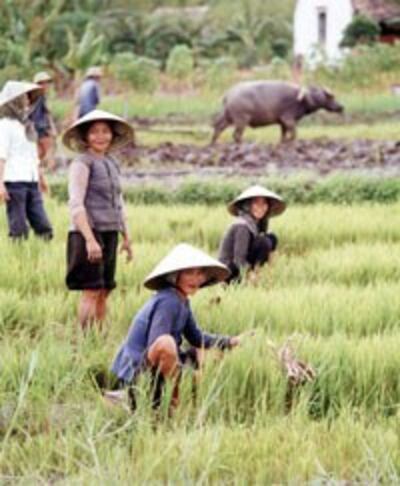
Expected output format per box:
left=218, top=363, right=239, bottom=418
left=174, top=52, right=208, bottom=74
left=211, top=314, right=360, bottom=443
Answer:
left=119, top=193, right=133, bottom=262
left=68, top=161, right=102, bottom=262
left=0, top=159, right=9, bottom=203
left=183, top=310, right=234, bottom=350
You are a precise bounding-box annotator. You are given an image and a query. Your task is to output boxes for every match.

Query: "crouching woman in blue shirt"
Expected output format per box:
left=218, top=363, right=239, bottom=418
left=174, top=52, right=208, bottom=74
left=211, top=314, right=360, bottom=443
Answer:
left=111, top=243, right=241, bottom=411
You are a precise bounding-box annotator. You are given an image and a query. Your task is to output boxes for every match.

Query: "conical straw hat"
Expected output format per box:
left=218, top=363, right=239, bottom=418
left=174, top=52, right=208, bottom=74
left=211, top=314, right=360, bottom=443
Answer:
left=228, top=185, right=286, bottom=217
left=33, top=71, right=53, bottom=84
left=62, top=109, right=134, bottom=153
left=144, top=243, right=230, bottom=290
left=85, top=66, right=103, bottom=78
left=0, top=81, right=42, bottom=107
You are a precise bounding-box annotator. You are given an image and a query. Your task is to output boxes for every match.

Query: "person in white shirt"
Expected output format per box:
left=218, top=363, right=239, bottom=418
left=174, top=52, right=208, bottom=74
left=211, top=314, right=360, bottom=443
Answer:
left=0, top=81, right=53, bottom=240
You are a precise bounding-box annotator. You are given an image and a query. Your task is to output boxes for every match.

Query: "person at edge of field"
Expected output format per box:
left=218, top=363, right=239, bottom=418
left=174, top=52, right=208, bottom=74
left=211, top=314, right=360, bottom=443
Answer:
left=77, top=66, right=102, bottom=119
left=29, top=71, right=57, bottom=171
left=0, top=81, right=53, bottom=240
left=218, top=185, right=286, bottom=284
left=109, top=243, right=242, bottom=413
left=62, top=109, right=134, bottom=330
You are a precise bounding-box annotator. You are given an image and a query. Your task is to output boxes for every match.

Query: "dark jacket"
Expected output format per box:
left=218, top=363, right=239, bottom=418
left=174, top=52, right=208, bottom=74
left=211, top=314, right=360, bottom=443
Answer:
left=29, top=95, right=51, bottom=137
left=218, top=211, right=278, bottom=282
left=111, top=287, right=231, bottom=383
left=219, top=214, right=269, bottom=270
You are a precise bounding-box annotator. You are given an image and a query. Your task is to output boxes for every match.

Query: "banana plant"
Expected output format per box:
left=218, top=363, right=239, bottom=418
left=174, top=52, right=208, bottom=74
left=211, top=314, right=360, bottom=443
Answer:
left=63, top=21, right=106, bottom=76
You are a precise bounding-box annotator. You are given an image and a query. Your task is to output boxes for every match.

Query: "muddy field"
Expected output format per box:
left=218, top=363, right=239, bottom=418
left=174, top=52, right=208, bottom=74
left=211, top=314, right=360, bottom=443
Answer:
left=112, top=138, right=400, bottom=183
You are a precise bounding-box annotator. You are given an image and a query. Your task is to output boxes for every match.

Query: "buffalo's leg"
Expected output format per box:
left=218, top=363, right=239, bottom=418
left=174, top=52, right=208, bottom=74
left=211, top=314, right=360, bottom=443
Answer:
left=280, top=120, right=296, bottom=143
left=211, top=113, right=230, bottom=144
left=233, top=123, right=247, bottom=144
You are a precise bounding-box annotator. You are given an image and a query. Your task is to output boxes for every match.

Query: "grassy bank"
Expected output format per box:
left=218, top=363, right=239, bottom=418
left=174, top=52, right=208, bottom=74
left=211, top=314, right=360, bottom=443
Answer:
left=49, top=174, right=400, bottom=205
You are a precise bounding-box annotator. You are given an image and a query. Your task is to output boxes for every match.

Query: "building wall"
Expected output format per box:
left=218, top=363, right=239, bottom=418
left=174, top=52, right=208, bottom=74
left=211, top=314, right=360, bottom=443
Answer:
left=294, top=0, right=354, bottom=63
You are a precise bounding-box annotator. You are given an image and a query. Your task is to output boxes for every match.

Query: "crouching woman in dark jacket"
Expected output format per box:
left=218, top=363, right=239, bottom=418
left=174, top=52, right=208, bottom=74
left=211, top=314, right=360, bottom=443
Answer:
left=110, top=243, right=241, bottom=412
left=218, top=185, right=286, bottom=283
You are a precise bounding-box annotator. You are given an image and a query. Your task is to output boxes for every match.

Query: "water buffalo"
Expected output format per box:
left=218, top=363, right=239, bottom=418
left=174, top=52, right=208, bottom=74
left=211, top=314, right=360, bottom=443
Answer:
left=211, top=81, right=344, bottom=144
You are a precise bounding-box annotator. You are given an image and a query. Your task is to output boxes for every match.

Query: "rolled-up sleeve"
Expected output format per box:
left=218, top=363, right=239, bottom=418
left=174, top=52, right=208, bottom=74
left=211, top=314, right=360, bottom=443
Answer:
left=68, top=160, right=90, bottom=222
left=120, top=193, right=128, bottom=234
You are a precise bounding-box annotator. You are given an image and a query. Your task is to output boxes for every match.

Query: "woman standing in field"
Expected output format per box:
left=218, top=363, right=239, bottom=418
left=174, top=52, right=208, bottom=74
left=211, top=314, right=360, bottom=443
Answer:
left=218, top=185, right=286, bottom=283
left=0, top=81, right=53, bottom=240
left=63, top=109, right=134, bottom=330
left=109, top=243, right=241, bottom=412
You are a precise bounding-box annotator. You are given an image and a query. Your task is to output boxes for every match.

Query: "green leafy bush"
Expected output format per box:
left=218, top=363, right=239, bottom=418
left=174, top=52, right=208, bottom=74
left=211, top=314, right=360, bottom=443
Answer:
left=341, top=15, right=380, bottom=48
left=312, top=42, right=400, bottom=89
left=271, top=38, right=290, bottom=58
left=204, top=56, right=237, bottom=90
left=0, top=65, right=22, bottom=87
left=112, top=52, right=160, bottom=93
left=166, top=44, right=194, bottom=80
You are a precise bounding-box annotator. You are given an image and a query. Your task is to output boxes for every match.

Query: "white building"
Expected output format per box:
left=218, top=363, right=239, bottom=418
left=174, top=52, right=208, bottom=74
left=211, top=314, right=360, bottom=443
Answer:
left=294, top=0, right=400, bottom=64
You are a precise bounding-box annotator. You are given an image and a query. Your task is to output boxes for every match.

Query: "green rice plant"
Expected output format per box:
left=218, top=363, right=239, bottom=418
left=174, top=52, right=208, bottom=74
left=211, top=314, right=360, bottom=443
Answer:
left=1, top=201, right=400, bottom=482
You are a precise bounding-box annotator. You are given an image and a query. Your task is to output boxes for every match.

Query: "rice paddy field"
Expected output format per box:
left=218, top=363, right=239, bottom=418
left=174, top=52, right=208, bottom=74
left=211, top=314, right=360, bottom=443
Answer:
left=1, top=198, right=400, bottom=484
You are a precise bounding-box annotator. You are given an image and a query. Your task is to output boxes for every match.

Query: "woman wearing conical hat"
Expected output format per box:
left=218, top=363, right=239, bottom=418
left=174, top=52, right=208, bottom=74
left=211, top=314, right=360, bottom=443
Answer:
left=218, top=185, right=286, bottom=283
left=0, top=81, right=53, bottom=240
left=62, top=109, right=134, bottom=330
left=110, top=243, right=241, bottom=412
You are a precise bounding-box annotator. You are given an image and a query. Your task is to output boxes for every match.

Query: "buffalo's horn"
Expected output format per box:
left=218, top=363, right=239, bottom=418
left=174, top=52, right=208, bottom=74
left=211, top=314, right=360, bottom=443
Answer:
left=297, top=87, right=307, bottom=101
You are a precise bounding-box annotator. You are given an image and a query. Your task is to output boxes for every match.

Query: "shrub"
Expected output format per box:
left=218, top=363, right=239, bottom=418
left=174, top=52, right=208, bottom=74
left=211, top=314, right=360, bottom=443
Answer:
left=340, top=15, right=380, bottom=48
left=166, top=44, right=194, bottom=80
left=0, top=65, right=23, bottom=87
left=111, top=52, right=160, bottom=93
left=271, top=38, right=290, bottom=59
left=311, top=42, right=400, bottom=89
left=204, top=56, right=237, bottom=90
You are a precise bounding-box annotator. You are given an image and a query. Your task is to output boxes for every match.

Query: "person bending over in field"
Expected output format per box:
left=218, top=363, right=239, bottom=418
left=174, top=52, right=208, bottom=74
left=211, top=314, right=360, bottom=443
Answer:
left=0, top=81, right=53, bottom=240
left=218, top=185, right=286, bottom=284
left=110, top=243, right=241, bottom=412
left=63, top=109, right=134, bottom=330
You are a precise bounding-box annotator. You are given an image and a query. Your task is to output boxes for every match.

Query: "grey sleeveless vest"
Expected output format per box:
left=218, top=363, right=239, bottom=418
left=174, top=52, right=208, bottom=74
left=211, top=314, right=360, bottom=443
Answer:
left=79, top=153, right=124, bottom=232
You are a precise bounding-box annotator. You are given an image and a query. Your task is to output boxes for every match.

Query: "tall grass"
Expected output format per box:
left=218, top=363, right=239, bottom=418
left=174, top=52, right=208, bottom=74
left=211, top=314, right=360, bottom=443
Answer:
left=1, top=201, right=400, bottom=482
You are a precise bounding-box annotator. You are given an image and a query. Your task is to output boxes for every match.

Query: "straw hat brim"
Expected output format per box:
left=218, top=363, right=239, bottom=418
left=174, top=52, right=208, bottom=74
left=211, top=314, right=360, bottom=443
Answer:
left=144, top=243, right=230, bottom=291
left=33, top=72, right=53, bottom=84
left=228, top=186, right=286, bottom=218
left=0, top=82, right=42, bottom=108
left=86, top=67, right=103, bottom=78
left=62, top=110, right=134, bottom=153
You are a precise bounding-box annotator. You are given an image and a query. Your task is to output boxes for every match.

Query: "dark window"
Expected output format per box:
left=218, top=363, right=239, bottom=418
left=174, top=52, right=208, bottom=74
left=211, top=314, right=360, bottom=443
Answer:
left=317, top=8, right=327, bottom=45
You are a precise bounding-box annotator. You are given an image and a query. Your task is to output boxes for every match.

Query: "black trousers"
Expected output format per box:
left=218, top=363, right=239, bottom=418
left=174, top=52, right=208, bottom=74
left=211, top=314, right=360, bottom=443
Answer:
left=5, top=182, right=53, bottom=240
left=121, top=347, right=200, bottom=412
left=227, top=233, right=278, bottom=283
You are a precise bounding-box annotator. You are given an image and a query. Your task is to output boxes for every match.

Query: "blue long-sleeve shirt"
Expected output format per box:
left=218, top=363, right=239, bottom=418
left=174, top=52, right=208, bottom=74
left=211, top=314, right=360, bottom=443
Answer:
left=111, top=287, right=231, bottom=383
left=78, top=78, right=100, bottom=117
